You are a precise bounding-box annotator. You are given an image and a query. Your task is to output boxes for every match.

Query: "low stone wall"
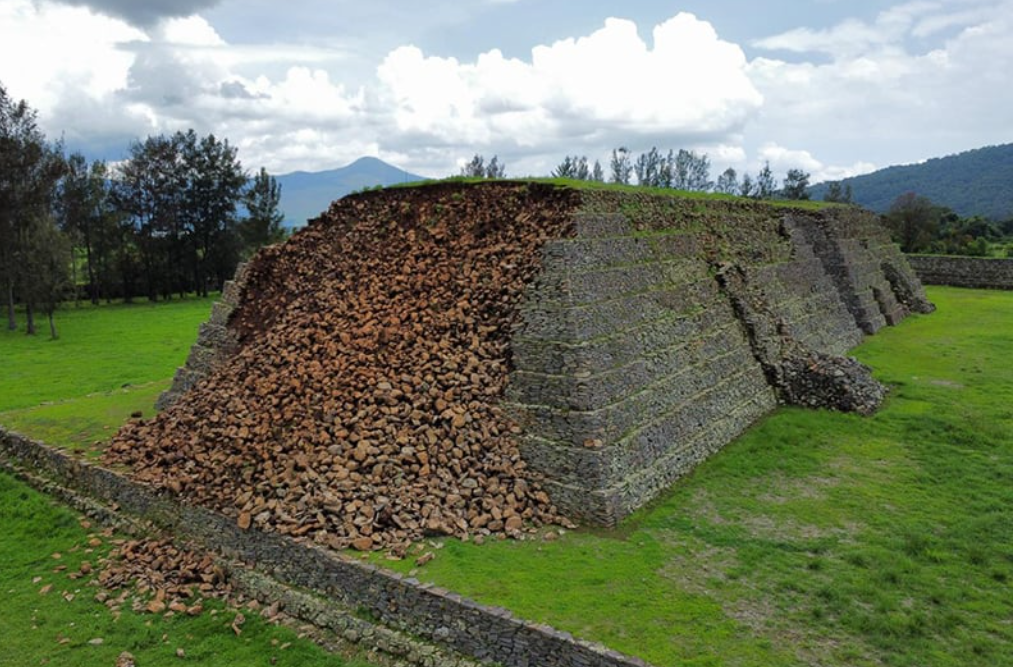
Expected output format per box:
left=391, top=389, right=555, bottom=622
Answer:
left=0, top=427, right=650, bottom=667
left=907, top=255, right=1013, bottom=290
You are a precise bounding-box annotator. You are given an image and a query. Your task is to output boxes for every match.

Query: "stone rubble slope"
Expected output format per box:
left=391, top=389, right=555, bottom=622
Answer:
left=106, top=182, right=581, bottom=553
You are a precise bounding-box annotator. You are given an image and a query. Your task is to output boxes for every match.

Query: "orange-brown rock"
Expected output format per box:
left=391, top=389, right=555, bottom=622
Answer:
left=94, top=538, right=229, bottom=617
left=105, top=182, right=578, bottom=552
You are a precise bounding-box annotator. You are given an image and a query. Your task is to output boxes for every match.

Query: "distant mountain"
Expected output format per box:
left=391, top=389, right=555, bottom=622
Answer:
left=808, top=144, right=1013, bottom=220
left=275, top=157, right=428, bottom=227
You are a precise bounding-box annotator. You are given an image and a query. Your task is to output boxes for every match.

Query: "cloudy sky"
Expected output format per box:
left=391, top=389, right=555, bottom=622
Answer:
left=0, top=0, right=1011, bottom=181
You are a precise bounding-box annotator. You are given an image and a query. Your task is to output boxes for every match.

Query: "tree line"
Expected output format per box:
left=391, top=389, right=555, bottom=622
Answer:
left=883, top=192, right=1012, bottom=257
left=1, top=83, right=285, bottom=337
left=466, top=151, right=1010, bottom=257
left=461, top=148, right=849, bottom=202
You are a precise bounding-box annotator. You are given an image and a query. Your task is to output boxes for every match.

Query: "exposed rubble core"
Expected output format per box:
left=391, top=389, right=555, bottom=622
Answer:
left=108, top=182, right=581, bottom=552
left=715, top=262, right=887, bottom=416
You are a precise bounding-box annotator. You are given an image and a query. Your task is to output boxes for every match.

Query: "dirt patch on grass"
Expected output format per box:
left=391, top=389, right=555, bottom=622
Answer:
left=657, top=540, right=740, bottom=596
left=926, top=378, right=965, bottom=389
left=686, top=486, right=861, bottom=543
left=755, top=472, right=840, bottom=504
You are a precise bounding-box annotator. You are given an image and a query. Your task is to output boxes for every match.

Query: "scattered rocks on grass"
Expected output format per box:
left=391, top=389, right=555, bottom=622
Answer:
left=94, top=538, right=230, bottom=618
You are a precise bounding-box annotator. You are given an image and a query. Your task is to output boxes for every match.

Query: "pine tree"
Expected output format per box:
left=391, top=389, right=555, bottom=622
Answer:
left=739, top=173, right=754, bottom=197
left=782, top=168, right=811, bottom=200
left=823, top=180, right=854, bottom=204
left=485, top=156, right=506, bottom=179
left=635, top=147, right=665, bottom=187
left=0, top=83, right=65, bottom=331
left=240, top=167, right=286, bottom=257
left=552, top=156, right=575, bottom=179
left=754, top=161, right=777, bottom=199
left=552, top=155, right=591, bottom=180
left=460, top=155, right=486, bottom=177
left=180, top=131, right=247, bottom=296
left=687, top=151, right=712, bottom=192
left=716, top=167, right=739, bottom=195
left=21, top=216, right=70, bottom=338
left=609, top=147, right=632, bottom=184
left=57, top=153, right=117, bottom=304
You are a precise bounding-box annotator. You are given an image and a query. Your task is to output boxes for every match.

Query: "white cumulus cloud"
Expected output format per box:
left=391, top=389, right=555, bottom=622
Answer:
left=755, top=142, right=877, bottom=182
left=746, top=0, right=1012, bottom=177
left=0, top=1, right=144, bottom=109
left=376, top=13, right=763, bottom=159
left=0, top=1, right=1009, bottom=181
left=156, top=15, right=225, bottom=46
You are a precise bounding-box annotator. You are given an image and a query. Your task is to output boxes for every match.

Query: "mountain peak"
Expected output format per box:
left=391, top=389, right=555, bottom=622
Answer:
left=346, top=156, right=386, bottom=168
left=275, top=157, right=428, bottom=227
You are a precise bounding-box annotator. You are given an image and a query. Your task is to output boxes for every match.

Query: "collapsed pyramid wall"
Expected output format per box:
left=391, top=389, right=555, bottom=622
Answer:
left=151, top=183, right=932, bottom=533
left=111, top=182, right=583, bottom=551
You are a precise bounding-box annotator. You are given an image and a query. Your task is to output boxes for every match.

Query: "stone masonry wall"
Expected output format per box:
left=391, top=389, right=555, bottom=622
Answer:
left=508, top=195, right=932, bottom=525
left=907, top=255, right=1013, bottom=290
left=155, top=262, right=251, bottom=410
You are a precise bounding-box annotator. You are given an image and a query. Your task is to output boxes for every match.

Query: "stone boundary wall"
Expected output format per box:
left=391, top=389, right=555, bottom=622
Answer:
left=907, top=255, right=1013, bottom=290
left=0, top=427, right=651, bottom=667
left=1, top=448, right=481, bottom=667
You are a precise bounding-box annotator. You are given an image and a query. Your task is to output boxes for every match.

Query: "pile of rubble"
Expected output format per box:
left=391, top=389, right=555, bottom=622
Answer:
left=106, top=183, right=581, bottom=553
left=715, top=261, right=887, bottom=416
left=95, top=538, right=230, bottom=616
left=46, top=524, right=231, bottom=620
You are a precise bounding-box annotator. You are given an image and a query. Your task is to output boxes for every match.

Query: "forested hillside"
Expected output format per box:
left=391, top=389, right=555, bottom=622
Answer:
left=810, top=144, right=1013, bottom=220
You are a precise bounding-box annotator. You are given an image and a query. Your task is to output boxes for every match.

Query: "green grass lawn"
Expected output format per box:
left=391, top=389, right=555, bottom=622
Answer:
left=0, top=297, right=213, bottom=410
left=0, top=298, right=214, bottom=453
left=371, top=286, right=1012, bottom=667
left=1, top=287, right=1011, bottom=667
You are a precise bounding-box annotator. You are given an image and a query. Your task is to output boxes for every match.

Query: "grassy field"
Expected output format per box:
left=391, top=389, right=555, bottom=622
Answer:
left=0, top=473, right=371, bottom=667
left=0, top=287, right=1011, bottom=666
left=0, top=298, right=214, bottom=454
